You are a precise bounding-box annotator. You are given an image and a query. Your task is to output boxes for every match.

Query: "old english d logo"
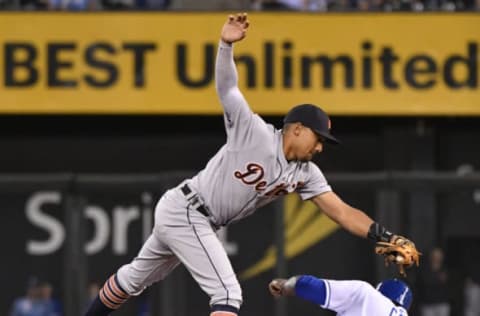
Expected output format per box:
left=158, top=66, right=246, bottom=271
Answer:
left=239, top=194, right=339, bottom=280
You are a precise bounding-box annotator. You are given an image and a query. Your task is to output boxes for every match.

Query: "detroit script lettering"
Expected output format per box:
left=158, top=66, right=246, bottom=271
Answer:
left=234, top=163, right=304, bottom=196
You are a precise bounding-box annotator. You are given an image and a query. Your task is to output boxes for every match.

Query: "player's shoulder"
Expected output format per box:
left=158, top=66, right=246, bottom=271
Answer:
left=251, top=115, right=277, bottom=137
left=351, top=280, right=377, bottom=294
left=337, top=281, right=409, bottom=316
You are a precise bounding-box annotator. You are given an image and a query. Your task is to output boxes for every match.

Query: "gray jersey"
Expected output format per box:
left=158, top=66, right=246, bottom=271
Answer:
left=183, top=41, right=332, bottom=226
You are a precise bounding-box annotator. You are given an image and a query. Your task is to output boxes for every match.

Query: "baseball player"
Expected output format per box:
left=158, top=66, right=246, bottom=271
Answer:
left=269, top=275, right=412, bottom=315
left=84, top=13, right=418, bottom=316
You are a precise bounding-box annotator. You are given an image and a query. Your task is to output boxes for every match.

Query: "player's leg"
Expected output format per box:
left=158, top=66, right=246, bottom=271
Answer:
left=84, top=273, right=128, bottom=316
left=84, top=233, right=179, bottom=316
left=163, top=211, right=242, bottom=316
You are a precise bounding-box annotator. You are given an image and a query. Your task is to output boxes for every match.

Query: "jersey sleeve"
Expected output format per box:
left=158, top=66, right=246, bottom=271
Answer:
left=320, top=280, right=372, bottom=313
left=215, top=41, right=261, bottom=149
left=296, top=163, right=332, bottom=200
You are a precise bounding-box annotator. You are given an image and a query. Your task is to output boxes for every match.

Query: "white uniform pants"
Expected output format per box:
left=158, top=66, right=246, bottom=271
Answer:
left=116, top=187, right=242, bottom=309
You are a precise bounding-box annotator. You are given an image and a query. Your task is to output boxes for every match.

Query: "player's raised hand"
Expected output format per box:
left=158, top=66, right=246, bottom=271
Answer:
left=221, top=13, right=250, bottom=44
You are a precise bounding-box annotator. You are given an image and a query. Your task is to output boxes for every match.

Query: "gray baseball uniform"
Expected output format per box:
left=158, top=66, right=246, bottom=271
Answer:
left=116, top=41, right=332, bottom=309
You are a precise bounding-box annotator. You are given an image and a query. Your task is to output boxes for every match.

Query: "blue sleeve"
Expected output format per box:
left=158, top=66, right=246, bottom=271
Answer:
left=295, top=275, right=327, bottom=306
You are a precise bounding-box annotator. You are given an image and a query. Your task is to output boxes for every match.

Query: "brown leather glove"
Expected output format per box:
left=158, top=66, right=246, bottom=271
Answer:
left=375, top=235, right=421, bottom=276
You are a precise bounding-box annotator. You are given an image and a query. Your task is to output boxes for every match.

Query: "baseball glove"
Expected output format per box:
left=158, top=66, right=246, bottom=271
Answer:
left=375, top=235, right=421, bottom=276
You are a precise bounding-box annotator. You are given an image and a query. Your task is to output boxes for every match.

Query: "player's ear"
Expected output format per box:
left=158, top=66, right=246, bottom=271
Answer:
left=293, top=123, right=303, bottom=136
left=283, top=122, right=302, bottom=137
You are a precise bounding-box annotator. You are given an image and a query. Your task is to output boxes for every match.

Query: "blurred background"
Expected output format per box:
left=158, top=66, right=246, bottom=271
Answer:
left=0, top=3, right=479, bottom=316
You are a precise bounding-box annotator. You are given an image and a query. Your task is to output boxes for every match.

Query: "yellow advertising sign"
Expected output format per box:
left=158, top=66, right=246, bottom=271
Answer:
left=0, top=13, right=479, bottom=115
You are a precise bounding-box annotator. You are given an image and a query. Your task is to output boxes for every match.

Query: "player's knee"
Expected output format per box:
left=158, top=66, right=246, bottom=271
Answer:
left=116, top=264, right=147, bottom=296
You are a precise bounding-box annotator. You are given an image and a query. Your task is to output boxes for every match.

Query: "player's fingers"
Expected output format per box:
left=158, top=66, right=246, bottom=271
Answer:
left=244, top=21, right=250, bottom=29
left=241, top=12, right=248, bottom=22
left=228, top=15, right=234, bottom=22
left=235, top=13, right=242, bottom=22
left=269, top=281, right=280, bottom=291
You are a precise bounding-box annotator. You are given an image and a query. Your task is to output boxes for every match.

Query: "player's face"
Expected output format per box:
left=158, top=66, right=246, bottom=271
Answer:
left=295, top=126, right=324, bottom=162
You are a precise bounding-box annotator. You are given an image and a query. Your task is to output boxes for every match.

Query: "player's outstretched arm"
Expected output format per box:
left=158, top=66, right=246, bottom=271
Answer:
left=269, top=275, right=329, bottom=305
left=215, top=13, right=254, bottom=135
left=216, top=13, right=250, bottom=101
left=269, top=275, right=372, bottom=312
left=311, top=191, right=374, bottom=238
left=216, top=13, right=250, bottom=96
left=311, top=192, right=420, bottom=276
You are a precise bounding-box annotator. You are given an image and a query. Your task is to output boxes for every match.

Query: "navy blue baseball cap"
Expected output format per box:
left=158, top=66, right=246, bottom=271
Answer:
left=283, top=104, right=340, bottom=145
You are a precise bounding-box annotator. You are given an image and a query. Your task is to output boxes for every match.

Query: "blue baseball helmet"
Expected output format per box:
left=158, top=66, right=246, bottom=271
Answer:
left=376, top=279, right=412, bottom=310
